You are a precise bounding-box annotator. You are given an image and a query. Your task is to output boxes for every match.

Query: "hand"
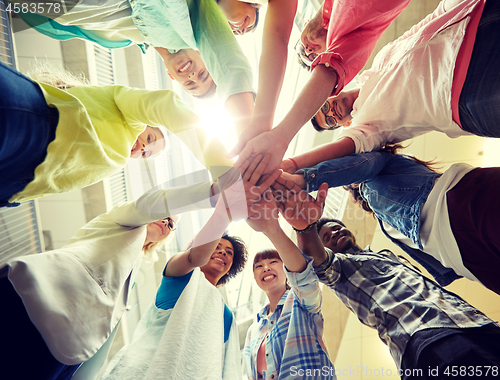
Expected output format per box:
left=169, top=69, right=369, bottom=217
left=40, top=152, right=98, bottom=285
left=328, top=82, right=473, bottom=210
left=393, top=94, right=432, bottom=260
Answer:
left=273, top=176, right=328, bottom=231
left=280, top=172, right=307, bottom=190
left=219, top=154, right=281, bottom=221
left=279, top=159, right=297, bottom=174
left=247, top=189, right=280, bottom=234
left=227, top=130, right=289, bottom=175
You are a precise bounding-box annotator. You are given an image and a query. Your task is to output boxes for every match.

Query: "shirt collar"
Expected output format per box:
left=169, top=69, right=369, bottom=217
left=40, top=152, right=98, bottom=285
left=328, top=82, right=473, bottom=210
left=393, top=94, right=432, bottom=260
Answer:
left=256, top=290, right=289, bottom=322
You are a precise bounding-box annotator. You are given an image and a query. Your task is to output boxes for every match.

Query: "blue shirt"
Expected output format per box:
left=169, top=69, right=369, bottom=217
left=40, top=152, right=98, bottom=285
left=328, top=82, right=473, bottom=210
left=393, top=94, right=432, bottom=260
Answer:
left=244, top=260, right=335, bottom=380
left=314, top=247, right=494, bottom=368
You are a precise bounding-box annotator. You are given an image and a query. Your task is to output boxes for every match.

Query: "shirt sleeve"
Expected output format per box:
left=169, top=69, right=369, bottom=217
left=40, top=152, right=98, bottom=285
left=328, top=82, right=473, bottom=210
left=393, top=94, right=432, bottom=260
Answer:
left=108, top=181, right=214, bottom=227
left=191, top=0, right=255, bottom=102
left=311, top=0, right=411, bottom=96
left=299, top=151, right=390, bottom=192
left=113, top=86, right=233, bottom=179
left=284, top=259, right=322, bottom=314
left=313, top=248, right=342, bottom=288
left=339, top=122, right=430, bottom=154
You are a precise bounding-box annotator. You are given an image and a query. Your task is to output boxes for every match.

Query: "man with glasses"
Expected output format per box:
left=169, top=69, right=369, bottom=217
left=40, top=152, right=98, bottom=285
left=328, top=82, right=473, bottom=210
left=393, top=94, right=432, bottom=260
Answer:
left=229, top=0, right=410, bottom=172
left=285, top=0, right=500, bottom=175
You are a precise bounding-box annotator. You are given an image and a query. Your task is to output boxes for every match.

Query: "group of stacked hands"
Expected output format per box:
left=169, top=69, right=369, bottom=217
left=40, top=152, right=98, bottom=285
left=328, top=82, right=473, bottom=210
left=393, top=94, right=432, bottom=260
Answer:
left=1, top=0, right=500, bottom=378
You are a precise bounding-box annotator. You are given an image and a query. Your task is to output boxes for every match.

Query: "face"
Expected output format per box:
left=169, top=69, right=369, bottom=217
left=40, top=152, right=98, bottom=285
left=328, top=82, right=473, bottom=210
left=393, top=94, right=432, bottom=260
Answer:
left=145, top=217, right=177, bottom=244
left=219, top=0, right=258, bottom=35
left=163, top=49, right=216, bottom=97
left=297, top=19, right=328, bottom=65
left=130, top=126, right=165, bottom=158
left=318, top=222, right=356, bottom=252
left=201, top=238, right=234, bottom=277
left=253, top=257, right=287, bottom=293
left=314, top=94, right=354, bottom=130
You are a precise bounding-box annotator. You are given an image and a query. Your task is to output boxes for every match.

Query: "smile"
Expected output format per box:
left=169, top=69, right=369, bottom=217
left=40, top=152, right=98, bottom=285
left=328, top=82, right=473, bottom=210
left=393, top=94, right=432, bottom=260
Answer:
left=214, top=257, right=226, bottom=265
left=131, top=140, right=137, bottom=153
left=262, top=274, right=275, bottom=282
left=178, top=61, right=192, bottom=73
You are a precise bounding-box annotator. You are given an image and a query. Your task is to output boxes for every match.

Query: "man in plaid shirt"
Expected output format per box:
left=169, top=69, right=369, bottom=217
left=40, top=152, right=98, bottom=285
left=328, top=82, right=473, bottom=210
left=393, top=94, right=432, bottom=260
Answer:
left=273, top=176, right=500, bottom=379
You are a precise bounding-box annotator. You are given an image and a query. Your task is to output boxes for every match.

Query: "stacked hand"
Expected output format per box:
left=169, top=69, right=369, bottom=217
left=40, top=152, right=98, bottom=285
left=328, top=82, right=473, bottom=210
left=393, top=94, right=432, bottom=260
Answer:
left=217, top=154, right=280, bottom=222
left=272, top=175, right=328, bottom=231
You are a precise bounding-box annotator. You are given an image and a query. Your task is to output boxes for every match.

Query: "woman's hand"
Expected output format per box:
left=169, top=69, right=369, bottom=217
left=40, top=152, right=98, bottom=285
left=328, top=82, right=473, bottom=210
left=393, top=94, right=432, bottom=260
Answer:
left=246, top=189, right=280, bottom=234
left=279, top=172, right=307, bottom=190
left=279, top=159, right=297, bottom=174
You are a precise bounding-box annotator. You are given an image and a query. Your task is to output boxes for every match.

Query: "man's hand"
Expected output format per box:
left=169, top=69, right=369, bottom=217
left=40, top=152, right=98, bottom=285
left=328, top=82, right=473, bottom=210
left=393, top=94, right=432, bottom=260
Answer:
left=273, top=176, right=328, bottom=230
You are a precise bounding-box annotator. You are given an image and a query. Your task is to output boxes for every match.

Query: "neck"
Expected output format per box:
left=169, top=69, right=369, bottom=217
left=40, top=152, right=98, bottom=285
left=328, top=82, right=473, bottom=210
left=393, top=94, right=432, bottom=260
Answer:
left=202, top=270, right=221, bottom=286
left=266, top=287, right=286, bottom=314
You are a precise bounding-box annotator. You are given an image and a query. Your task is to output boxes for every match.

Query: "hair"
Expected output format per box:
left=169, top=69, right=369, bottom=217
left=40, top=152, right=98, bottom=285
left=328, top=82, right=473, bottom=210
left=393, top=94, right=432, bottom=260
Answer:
left=217, top=235, right=248, bottom=286
left=253, top=249, right=291, bottom=290
left=27, top=62, right=88, bottom=90
left=252, top=4, right=261, bottom=31
left=345, top=143, right=440, bottom=215
left=297, top=54, right=311, bottom=70
left=142, top=230, right=175, bottom=262
left=311, top=114, right=324, bottom=132
left=316, top=217, right=346, bottom=233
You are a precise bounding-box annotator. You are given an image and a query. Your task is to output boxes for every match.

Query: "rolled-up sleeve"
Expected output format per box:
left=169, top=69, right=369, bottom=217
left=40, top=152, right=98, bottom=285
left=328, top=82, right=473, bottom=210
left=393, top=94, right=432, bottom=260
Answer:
left=284, top=259, right=322, bottom=314
left=311, top=0, right=411, bottom=96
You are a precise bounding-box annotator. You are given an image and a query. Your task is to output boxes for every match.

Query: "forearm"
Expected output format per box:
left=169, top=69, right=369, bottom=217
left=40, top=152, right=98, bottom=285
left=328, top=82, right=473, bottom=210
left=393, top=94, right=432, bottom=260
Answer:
left=226, top=92, right=255, bottom=135
left=297, top=229, right=328, bottom=266
left=250, top=0, right=296, bottom=134
left=264, top=227, right=307, bottom=273
left=292, top=137, right=355, bottom=169
left=273, top=65, right=338, bottom=144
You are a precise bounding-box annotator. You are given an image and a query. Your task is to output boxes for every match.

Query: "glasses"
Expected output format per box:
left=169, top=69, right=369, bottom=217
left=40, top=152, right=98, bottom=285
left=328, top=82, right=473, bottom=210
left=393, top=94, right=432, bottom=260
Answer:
left=165, top=217, right=177, bottom=231
left=319, top=101, right=340, bottom=130
left=294, top=40, right=317, bottom=67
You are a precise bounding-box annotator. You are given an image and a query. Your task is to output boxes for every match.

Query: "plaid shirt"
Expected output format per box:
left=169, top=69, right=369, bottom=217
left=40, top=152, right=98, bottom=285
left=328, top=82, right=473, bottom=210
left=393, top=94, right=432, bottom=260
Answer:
left=314, top=247, right=495, bottom=368
left=244, top=260, right=335, bottom=379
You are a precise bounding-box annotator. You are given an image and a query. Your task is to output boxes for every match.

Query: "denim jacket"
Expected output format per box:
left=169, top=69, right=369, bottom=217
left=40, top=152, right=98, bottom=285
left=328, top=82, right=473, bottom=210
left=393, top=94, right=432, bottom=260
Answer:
left=301, top=152, right=461, bottom=286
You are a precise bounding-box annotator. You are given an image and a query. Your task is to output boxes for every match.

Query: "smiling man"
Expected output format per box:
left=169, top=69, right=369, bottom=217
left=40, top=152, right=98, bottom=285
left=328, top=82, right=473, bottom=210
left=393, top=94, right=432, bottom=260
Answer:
left=311, top=88, right=359, bottom=131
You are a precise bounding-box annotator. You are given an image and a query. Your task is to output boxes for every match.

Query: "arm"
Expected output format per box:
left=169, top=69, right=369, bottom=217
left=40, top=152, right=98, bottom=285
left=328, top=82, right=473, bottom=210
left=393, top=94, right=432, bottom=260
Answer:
left=165, top=154, right=280, bottom=277
left=245, top=0, right=298, bottom=136
left=285, top=136, right=355, bottom=171
left=229, top=65, right=339, bottom=173
left=114, top=87, right=233, bottom=179
left=194, top=0, right=255, bottom=132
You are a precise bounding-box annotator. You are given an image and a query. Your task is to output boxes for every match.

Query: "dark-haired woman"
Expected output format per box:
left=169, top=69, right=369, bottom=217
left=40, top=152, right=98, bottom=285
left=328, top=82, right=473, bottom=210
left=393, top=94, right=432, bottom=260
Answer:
left=101, top=154, right=279, bottom=379
left=282, top=150, right=500, bottom=296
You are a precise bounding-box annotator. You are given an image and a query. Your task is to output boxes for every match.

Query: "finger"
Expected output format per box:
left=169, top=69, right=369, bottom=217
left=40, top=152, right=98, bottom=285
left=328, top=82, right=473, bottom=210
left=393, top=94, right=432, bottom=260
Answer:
left=315, top=182, right=329, bottom=210
left=274, top=175, right=302, bottom=194
left=257, top=169, right=281, bottom=193
left=247, top=153, right=271, bottom=185
left=242, top=154, right=264, bottom=182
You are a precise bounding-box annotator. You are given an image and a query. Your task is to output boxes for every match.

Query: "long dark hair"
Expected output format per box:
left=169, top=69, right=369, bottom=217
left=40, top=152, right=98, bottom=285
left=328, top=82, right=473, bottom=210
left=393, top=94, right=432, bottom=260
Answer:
left=345, top=143, right=440, bottom=215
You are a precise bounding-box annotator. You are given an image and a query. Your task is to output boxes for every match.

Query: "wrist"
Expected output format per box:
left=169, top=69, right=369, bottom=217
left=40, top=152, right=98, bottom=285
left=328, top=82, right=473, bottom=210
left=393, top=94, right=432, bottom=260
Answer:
left=288, top=158, right=299, bottom=172
left=293, top=221, right=317, bottom=233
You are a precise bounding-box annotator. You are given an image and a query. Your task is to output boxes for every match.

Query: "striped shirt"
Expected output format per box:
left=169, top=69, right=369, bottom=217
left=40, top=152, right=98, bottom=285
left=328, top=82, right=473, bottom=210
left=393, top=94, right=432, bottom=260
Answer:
left=314, top=248, right=494, bottom=368
left=244, top=260, right=335, bottom=379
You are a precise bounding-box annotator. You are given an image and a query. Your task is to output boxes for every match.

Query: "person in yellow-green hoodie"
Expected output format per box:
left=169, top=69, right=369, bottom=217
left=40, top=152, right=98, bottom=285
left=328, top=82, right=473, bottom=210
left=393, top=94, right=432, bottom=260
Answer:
left=0, top=62, right=233, bottom=207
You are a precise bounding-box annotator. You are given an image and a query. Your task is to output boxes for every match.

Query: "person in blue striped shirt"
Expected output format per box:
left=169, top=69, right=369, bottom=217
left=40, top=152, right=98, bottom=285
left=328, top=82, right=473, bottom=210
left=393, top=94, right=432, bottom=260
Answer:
left=244, top=183, right=336, bottom=379
left=273, top=176, right=500, bottom=379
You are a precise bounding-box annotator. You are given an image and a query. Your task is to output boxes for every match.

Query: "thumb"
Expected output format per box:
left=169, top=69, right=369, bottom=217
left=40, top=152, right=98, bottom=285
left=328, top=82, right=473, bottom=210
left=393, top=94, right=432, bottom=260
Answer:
left=315, top=182, right=329, bottom=210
